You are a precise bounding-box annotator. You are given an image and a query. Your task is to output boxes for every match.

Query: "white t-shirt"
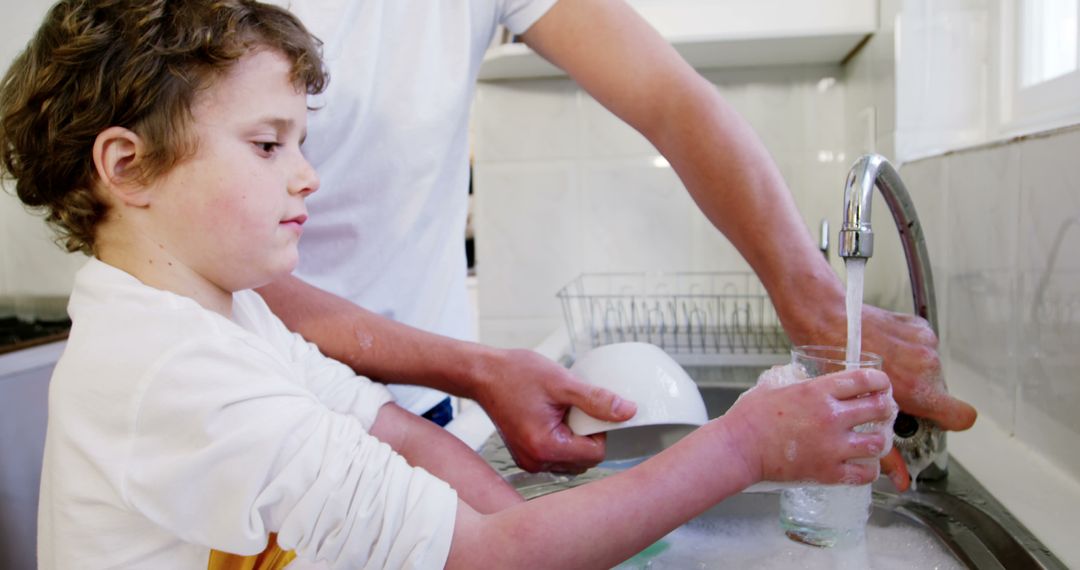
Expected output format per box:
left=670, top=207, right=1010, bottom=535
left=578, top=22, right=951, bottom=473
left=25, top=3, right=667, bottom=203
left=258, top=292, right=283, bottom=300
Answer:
left=37, top=259, right=458, bottom=569
left=273, top=0, right=558, bottom=413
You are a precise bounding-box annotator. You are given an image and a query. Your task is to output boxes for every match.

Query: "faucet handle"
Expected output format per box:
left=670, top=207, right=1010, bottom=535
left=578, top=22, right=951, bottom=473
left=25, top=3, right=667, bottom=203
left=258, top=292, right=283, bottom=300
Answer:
left=819, top=218, right=830, bottom=260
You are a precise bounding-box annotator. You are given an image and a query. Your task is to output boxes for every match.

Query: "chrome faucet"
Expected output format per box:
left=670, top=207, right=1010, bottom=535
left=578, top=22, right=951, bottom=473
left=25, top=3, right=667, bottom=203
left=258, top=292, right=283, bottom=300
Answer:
left=839, top=153, right=947, bottom=481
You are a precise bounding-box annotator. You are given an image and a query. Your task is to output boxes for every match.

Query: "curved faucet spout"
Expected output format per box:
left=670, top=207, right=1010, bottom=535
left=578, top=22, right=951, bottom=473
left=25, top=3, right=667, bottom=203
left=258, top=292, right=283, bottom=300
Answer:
left=839, top=153, right=946, bottom=481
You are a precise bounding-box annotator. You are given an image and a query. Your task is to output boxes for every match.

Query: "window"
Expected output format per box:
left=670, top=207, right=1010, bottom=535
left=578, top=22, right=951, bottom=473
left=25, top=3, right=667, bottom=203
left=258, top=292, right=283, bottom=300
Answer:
left=1019, top=0, right=1077, bottom=87
left=1003, top=0, right=1080, bottom=132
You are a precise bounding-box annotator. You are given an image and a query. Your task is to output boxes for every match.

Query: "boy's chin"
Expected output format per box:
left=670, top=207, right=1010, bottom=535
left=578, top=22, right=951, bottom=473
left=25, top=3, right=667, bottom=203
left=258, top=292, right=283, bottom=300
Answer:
left=247, top=261, right=298, bottom=291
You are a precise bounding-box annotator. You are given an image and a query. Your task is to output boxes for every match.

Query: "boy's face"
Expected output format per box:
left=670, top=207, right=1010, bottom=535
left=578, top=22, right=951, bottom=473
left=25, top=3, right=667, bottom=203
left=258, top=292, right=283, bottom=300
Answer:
left=145, top=49, right=317, bottom=293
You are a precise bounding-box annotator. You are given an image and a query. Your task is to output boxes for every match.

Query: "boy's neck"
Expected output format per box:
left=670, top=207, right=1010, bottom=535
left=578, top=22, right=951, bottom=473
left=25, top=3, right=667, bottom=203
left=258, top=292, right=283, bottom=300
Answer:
left=97, top=241, right=234, bottom=319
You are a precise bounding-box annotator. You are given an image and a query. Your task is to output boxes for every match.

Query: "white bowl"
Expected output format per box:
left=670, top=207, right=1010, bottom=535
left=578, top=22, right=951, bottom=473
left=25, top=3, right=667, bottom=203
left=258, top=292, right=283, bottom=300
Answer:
left=567, top=342, right=708, bottom=460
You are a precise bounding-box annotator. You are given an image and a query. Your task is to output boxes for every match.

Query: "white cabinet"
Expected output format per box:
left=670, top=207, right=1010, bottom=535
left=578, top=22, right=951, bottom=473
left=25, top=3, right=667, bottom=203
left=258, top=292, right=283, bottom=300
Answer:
left=0, top=342, right=61, bottom=570
left=479, top=0, right=878, bottom=80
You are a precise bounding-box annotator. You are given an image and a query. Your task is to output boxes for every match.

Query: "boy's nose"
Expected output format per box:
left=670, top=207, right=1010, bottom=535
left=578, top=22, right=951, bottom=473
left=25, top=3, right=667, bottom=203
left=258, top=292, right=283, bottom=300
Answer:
left=290, top=158, right=319, bottom=196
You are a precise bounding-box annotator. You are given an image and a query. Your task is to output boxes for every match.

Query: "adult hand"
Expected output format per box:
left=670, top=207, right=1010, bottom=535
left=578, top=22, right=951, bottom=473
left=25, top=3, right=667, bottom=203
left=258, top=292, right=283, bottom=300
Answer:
left=858, top=305, right=977, bottom=491
left=858, top=306, right=977, bottom=431
left=473, top=348, right=637, bottom=474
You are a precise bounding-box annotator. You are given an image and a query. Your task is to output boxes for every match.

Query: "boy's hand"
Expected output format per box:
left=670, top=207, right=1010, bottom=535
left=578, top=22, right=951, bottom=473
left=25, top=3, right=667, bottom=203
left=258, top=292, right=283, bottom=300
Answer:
left=474, top=349, right=637, bottom=474
left=787, top=302, right=977, bottom=490
left=725, top=368, right=897, bottom=485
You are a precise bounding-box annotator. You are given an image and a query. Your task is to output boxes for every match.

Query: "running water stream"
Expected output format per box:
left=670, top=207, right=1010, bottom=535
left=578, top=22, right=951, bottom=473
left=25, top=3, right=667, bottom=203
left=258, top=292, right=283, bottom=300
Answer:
left=837, top=257, right=870, bottom=567
left=845, top=258, right=865, bottom=365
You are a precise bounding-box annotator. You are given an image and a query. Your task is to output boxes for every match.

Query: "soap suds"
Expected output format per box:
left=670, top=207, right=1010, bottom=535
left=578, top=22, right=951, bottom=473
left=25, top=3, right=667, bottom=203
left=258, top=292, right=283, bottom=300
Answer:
left=616, top=507, right=963, bottom=569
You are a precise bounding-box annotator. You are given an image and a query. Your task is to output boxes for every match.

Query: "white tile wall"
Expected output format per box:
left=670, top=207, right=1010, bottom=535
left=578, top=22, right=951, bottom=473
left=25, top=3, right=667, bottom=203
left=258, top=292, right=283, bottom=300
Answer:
left=473, top=65, right=848, bottom=349
left=899, top=126, right=1080, bottom=486
left=895, top=129, right=1080, bottom=566
left=579, top=96, right=656, bottom=159
left=1015, top=128, right=1080, bottom=479
left=896, top=156, right=949, bottom=343
left=578, top=159, right=696, bottom=273
left=0, top=187, right=86, bottom=308
left=474, top=162, right=581, bottom=319
left=844, top=0, right=900, bottom=162
left=895, top=0, right=991, bottom=162
left=945, top=144, right=1023, bottom=427
left=478, top=317, right=563, bottom=351
left=1, top=0, right=86, bottom=305
left=471, top=79, right=581, bottom=162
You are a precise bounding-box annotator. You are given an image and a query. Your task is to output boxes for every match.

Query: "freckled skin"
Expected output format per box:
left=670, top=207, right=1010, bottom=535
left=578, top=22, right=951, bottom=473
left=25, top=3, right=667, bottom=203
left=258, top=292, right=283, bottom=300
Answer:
left=104, top=51, right=316, bottom=302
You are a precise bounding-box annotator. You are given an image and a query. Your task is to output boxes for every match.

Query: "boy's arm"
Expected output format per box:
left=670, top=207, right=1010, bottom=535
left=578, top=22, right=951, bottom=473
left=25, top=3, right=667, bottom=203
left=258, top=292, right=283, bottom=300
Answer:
left=257, top=275, right=636, bottom=474
left=445, top=369, right=897, bottom=568
left=281, top=318, right=519, bottom=513
left=368, top=402, right=523, bottom=514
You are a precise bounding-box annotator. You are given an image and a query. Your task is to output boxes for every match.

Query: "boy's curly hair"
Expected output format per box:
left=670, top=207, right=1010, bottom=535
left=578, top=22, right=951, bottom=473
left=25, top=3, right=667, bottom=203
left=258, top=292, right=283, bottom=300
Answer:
left=0, top=0, right=328, bottom=255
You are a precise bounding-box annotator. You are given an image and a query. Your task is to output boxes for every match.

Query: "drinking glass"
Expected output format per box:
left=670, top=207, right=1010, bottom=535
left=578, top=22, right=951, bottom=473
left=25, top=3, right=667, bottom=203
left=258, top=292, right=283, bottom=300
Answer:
left=779, top=345, right=883, bottom=548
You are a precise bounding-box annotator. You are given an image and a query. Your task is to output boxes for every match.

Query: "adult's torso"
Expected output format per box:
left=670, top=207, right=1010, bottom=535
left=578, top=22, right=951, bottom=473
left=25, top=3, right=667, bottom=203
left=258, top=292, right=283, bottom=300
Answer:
left=274, top=0, right=555, bottom=412
left=285, top=0, right=499, bottom=338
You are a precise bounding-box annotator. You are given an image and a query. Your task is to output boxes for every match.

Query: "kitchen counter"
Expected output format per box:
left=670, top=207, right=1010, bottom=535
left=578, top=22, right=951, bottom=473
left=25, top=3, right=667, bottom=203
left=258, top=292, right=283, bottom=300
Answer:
left=0, top=316, right=69, bottom=356
left=948, top=393, right=1080, bottom=569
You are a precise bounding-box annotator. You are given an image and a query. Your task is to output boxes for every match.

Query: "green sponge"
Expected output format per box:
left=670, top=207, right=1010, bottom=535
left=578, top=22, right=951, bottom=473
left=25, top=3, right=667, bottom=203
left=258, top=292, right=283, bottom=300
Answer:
left=621, top=539, right=670, bottom=568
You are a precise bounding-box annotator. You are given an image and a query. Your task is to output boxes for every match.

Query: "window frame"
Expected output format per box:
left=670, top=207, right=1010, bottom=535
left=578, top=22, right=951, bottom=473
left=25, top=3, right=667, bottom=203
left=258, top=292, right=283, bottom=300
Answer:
left=998, top=0, right=1080, bottom=136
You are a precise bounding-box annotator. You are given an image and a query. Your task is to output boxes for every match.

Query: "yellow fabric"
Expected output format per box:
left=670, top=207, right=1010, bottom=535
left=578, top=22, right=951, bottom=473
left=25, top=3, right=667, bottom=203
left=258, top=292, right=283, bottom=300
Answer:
left=208, top=533, right=297, bottom=570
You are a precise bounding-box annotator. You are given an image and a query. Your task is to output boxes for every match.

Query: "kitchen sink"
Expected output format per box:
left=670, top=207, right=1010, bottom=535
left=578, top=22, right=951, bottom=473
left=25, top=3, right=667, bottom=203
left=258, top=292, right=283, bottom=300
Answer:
left=478, top=366, right=1067, bottom=569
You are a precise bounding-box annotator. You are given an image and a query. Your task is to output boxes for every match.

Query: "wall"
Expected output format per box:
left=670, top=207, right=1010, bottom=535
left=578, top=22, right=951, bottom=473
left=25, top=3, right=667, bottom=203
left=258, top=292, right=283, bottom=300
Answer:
left=894, top=0, right=991, bottom=161
left=0, top=0, right=86, bottom=317
left=472, top=65, right=850, bottom=349
left=898, top=128, right=1080, bottom=568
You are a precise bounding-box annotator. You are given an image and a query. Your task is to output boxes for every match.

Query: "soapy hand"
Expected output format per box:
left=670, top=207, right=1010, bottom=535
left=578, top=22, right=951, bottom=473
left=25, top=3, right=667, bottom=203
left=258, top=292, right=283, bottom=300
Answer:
left=724, top=366, right=897, bottom=485
left=859, top=306, right=977, bottom=432
left=790, top=304, right=978, bottom=490
left=474, top=348, right=637, bottom=474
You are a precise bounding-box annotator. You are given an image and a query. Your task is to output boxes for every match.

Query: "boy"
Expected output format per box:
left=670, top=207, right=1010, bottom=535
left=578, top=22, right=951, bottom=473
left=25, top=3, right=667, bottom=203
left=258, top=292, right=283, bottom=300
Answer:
left=1, top=1, right=897, bottom=568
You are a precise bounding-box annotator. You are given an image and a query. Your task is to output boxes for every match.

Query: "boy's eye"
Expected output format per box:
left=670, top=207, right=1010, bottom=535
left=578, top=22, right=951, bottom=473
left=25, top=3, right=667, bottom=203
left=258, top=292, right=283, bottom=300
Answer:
left=254, top=141, right=280, bottom=154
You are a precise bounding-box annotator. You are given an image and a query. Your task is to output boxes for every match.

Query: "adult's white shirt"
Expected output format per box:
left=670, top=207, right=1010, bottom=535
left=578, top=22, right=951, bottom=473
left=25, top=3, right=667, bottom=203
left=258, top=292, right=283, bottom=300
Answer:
left=273, top=0, right=557, bottom=414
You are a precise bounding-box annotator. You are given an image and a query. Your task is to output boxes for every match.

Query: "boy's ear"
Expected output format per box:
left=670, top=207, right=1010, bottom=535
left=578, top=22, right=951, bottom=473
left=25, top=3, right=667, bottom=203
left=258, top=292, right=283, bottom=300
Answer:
left=92, top=126, right=151, bottom=207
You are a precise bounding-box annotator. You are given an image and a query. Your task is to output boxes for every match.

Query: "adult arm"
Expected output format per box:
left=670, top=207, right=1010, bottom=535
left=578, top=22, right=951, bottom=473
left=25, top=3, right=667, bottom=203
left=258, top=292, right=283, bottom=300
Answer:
left=519, top=0, right=977, bottom=487
left=257, top=275, right=637, bottom=473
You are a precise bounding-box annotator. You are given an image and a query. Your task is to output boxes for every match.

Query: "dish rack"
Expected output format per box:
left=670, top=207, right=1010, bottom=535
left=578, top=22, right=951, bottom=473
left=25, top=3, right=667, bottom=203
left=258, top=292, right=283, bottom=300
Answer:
left=557, top=272, right=790, bottom=367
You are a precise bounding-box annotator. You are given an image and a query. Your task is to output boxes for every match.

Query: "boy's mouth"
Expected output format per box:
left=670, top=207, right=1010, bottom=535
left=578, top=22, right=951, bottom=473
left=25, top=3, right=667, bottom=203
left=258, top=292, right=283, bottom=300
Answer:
left=281, top=214, right=308, bottom=235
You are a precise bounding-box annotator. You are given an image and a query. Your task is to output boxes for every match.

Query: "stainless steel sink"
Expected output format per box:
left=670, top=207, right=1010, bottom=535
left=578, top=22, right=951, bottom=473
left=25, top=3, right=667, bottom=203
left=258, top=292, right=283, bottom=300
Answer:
left=479, top=366, right=1067, bottom=569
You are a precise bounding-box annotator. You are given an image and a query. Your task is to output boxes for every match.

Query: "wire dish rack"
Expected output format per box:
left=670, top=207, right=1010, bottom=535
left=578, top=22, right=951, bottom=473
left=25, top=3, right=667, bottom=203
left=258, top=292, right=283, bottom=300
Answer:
left=557, top=272, right=790, bottom=366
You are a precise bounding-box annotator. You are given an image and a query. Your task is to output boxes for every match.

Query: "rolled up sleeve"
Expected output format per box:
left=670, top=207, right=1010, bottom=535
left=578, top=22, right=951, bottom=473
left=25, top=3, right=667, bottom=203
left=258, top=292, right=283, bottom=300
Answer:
left=123, top=337, right=457, bottom=569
